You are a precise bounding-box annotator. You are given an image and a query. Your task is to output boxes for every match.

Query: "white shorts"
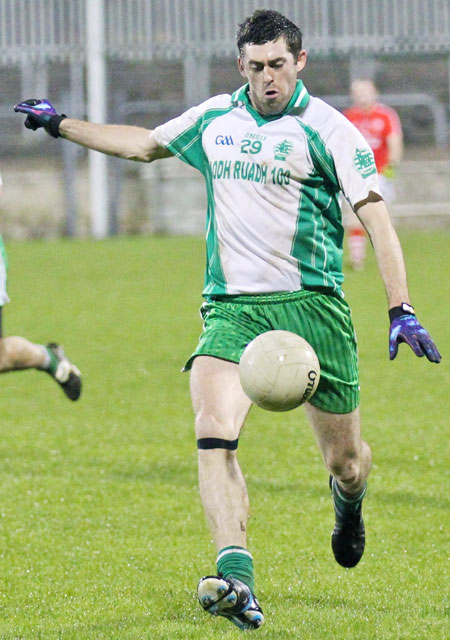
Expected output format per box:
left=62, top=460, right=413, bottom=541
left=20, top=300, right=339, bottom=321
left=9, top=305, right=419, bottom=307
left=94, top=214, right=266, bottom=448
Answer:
left=0, top=237, right=10, bottom=305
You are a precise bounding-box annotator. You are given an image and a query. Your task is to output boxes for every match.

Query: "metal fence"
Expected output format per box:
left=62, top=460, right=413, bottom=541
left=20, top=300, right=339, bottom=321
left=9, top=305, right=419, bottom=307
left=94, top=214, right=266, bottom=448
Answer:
left=331, top=0, right=450, bottom=53
left=1, top=0, right=450, bottom=65
left=1, top=0, right=449, bottom=238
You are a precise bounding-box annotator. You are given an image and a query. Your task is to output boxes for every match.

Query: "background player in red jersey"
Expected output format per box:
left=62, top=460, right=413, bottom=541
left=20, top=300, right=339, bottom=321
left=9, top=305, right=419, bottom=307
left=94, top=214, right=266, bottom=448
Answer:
left=344, top=78, right=403, bottom=270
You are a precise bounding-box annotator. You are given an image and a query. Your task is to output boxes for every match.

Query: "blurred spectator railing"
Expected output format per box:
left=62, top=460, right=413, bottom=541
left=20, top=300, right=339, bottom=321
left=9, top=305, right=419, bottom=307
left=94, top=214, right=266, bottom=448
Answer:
left=1, top=0, right=450, bottom=64
left=1, top=0, right=449, bottom=237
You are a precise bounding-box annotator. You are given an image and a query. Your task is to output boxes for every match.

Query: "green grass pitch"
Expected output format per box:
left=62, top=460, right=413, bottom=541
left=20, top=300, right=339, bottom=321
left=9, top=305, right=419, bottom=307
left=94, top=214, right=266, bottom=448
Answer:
left=0, top=231, right=448, bottom=639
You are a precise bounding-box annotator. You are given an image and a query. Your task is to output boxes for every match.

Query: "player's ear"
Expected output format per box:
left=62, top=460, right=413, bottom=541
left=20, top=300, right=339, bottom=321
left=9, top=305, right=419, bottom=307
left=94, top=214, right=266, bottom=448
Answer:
left=295, top=49, right=307, bottom=73
left=237, top=56, right=247, bottom=78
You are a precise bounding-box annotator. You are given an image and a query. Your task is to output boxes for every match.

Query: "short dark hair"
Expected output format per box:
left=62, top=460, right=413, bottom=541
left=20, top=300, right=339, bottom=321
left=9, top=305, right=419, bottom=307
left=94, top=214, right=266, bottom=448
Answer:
left=236, top=9, right=303, bottom=58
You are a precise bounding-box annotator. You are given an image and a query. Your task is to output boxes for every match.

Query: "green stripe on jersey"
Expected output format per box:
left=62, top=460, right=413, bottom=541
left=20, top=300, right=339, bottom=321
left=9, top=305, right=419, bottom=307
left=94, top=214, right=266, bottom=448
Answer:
left=299, top=121, right=340, bottom=189
left=203, top=164, right=227, bottom=295
left=164, top=106, right=232, bottom=293
left=164, top=107, right=233, bottom=173
left=291, top=121, right=344, bottom=291
left=292, top=179, right=343, bottom=292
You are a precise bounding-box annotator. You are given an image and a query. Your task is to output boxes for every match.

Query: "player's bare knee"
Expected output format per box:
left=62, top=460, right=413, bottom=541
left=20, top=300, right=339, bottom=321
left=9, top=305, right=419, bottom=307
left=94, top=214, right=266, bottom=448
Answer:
left=0, top=338, right=15, bottom=370
left=327, top=453, right=361, bottom=485
left=194, top=411, right=239, bottom=441
left=0, top=337, right=34, bottom=370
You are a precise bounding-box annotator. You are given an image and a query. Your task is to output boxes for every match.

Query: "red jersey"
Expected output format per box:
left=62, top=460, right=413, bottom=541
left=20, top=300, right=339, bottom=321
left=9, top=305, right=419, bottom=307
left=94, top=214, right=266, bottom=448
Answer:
left=343, top=103, right=402, bottom=173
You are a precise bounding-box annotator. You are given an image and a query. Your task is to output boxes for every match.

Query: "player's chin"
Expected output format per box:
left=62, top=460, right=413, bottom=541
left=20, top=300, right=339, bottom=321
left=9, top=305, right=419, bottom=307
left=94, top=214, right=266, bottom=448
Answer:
left=261, top=99, right=284, bottom=115
left=265, top=92, right=290, bottom=109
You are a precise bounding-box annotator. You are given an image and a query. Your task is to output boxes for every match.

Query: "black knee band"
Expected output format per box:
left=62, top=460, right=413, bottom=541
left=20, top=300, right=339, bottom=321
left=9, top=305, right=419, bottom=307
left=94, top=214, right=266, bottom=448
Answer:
left=197, top=437, right=239, bottom=450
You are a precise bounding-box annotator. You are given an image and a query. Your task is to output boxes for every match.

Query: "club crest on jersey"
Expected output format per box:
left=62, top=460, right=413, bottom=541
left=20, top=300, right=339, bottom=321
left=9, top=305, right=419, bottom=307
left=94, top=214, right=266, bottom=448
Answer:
left=353, top=148, right=377, bottom=178
left=273, top=139, right=293, bottom=161
left=215, top=135, right=234, bottom=146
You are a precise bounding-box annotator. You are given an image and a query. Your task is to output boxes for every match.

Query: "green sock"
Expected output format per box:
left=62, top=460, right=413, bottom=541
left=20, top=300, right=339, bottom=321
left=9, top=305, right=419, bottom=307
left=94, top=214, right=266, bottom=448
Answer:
left=216, top=546, right=255, bottom=592
left=44, top=346, right=58, bottom=376
left=332, top=477, right=367, bottom=513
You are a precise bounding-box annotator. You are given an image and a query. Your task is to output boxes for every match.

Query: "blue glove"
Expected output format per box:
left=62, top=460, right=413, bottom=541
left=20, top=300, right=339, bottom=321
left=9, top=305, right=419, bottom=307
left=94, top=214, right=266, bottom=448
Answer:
left=14, top=99, right=66, bottom=138
left=389, top=312, right=441, bottom=363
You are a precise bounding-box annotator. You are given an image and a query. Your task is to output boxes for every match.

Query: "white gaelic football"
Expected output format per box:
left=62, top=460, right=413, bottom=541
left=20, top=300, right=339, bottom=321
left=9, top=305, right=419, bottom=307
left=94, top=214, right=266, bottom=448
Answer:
left=239, top=330, right=320, bottom=412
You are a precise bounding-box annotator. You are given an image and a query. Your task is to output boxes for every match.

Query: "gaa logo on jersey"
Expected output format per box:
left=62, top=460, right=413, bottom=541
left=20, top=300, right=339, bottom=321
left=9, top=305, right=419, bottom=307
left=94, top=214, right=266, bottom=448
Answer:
left=273, top=139, right=293, bottom=161
left=215, top=135, right=234, bottom=146
left=353, top=148, right=377, bottom=178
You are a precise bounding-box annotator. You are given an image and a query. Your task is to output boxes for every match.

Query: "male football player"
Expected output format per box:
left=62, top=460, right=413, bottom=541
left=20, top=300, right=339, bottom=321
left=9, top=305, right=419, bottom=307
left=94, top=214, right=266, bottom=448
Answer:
left=14, top=9, right=440, bottom=631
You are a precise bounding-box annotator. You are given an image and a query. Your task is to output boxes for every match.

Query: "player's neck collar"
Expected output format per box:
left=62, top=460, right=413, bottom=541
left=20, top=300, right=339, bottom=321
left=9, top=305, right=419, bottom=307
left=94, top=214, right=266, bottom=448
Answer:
left=231, top=80, right=310, bottom=125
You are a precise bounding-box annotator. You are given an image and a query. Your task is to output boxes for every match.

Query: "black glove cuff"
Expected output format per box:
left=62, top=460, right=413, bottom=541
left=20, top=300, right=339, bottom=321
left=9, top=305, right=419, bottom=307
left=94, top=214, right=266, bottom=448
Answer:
left=48, top=114, right=67, bottom=138
left=389, top=303, right=415, bottom=322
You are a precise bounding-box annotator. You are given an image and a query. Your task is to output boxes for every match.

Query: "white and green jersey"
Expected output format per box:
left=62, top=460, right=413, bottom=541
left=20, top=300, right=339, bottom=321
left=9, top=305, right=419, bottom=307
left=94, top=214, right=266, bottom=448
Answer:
left=153, top=80, right=380, bottom=297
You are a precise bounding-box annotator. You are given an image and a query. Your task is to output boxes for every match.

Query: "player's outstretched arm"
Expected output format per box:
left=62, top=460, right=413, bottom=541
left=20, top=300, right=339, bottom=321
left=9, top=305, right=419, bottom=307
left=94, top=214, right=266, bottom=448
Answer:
left=58, top=117, right=171, bottom=162
left=356, top=196, right=441, bottom=364
left=14, top=98, right=171, bottom=163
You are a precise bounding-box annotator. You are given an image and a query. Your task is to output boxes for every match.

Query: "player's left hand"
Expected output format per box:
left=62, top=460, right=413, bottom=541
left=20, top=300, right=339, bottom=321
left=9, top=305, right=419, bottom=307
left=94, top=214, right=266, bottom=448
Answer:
left=389, top=314, right=441, bottom=363
left=14, top=98, right=66, bottom=138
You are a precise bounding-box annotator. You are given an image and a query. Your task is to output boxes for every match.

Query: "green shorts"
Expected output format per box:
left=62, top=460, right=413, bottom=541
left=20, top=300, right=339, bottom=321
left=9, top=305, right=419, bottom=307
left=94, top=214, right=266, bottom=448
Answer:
left=184, top=290, right=359, bottom=414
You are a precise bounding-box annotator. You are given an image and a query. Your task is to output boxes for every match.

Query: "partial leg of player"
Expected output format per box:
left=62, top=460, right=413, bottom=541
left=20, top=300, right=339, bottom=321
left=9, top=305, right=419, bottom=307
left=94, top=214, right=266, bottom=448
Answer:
left=305, top=403, right=370, bottom=567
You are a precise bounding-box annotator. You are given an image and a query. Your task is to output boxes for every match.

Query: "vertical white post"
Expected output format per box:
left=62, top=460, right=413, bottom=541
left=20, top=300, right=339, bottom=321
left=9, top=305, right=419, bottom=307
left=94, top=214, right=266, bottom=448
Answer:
left=86, top=0, right=108, bottom=238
